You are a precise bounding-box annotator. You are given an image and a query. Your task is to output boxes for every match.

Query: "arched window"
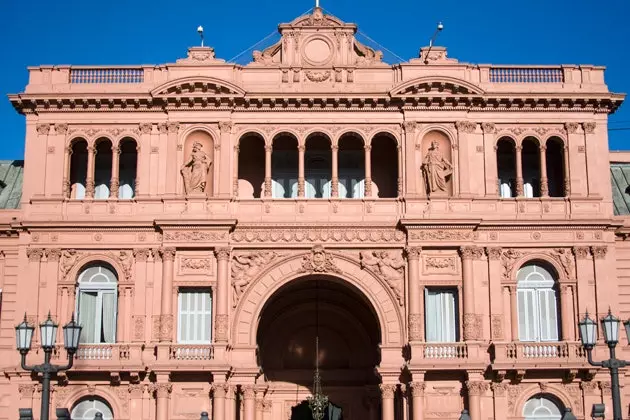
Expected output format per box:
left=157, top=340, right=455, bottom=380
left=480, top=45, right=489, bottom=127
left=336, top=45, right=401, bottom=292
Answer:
left=238, top=133, right=265, bottom=198
left=338, top=133, right=365, bottom=199
left=272, top=133, right=299, bottom=198
left=372, top=133, right=399, bottom=198
left=94, top=139, right=113, bottom=200
left=517, top=263, right=559, bottom=342
left=522, top=137, right=541, bottom=198
left=69, top=140, right=88, bottom=199
left=305, top=133, right=332, bottom=198
left=118, top=138, right=137, bottom=199
left=523, top=394, right=563, bottom=420
left=76, top=263, right=118, bottom=344
left=546, top=137, right=565, bottom=197
left=71, top=397, right=114, bottom=420
left=496, top=137, right=516, bottom=198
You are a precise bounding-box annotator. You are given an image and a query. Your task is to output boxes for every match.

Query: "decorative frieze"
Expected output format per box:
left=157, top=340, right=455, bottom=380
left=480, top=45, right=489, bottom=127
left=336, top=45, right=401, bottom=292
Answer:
left=231, top=228, right=404, bottom=243
left=164, top=231, right=228, bottom=242
left=409, top=230, right=473, bottom=241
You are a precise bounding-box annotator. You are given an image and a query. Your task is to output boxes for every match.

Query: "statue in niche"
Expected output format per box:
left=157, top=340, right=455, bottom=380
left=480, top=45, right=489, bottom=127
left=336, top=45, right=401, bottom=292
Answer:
left=181, top=142, right=211, bottom=194
left=422, top=140, right=452, bottom=193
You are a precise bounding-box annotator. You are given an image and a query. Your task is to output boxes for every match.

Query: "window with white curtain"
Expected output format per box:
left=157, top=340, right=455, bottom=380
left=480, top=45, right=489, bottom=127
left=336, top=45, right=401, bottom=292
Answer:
left=517, top=263, right=559, bottom=342
left=272, top=176, right=298, bottom=198
left=71, top=397, right=114, bottom=420
left=76, top=264, right=118, bottom=344
left=424, top=288, right=459, bottom=342
left=178, top=289, right=213, bottom=343
left=522, top=394, right=562, bottom=420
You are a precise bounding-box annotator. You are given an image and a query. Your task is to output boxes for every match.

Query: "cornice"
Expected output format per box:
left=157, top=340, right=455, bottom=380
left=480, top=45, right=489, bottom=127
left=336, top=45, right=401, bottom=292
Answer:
left=10, top=91, right=623, bottom=115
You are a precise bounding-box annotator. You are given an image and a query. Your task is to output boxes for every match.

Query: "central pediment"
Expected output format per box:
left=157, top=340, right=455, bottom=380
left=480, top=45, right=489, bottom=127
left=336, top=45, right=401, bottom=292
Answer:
left=249, top=7, right=385, bottom=69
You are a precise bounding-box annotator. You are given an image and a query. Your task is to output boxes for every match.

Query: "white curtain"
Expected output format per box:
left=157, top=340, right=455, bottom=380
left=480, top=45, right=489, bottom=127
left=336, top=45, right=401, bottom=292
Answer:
left=272, top=179, right=285, bottom=198
left=499, top=180, right=512, bottom=198
left=352, top=178, right=365, bottom=198
left=118, top=183, right=134, bottom=199
left=425, top=289, right=457, bottom=342
left=74, top=183, right=86, bottom=199
left=78, top=291, right=97, bottom=343
left=101, top=291, right=117, bottom=343
left=94, top=183, right=109, bottom=199
left=305, top=178, right=317, bottom=198
left=518, top=288, right=559, bottom=342
left=178, top=290, right=212, bottom=343
left=524, top=182, right=534, bottom=198
left=338, top=178, right=349, bottom=198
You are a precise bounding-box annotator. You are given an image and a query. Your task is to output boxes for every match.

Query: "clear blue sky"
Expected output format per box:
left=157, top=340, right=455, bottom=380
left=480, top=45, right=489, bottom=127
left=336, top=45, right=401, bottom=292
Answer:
left=1, top=0, right=628, bottom=159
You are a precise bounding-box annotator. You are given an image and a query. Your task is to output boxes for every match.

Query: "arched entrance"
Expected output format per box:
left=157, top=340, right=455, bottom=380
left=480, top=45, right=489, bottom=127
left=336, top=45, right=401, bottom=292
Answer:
left=257, top=275, right=382, bottom=420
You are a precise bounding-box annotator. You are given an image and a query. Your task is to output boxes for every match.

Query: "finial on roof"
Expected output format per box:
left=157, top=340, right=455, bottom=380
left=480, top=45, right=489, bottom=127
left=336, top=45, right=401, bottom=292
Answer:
left=315, top=0, right=320, bottom=8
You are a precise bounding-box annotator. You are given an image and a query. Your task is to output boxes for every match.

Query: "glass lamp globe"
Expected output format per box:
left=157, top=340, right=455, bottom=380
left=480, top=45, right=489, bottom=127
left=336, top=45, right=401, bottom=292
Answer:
left=601, top=310, right=620, bottom=345
left=578, top=312, right=597, bottom=349
left=39, top=313, right=58, bottom=349
left=62, top=314, right=82, bottom=354
left=15, top=314, right=34, bottom=353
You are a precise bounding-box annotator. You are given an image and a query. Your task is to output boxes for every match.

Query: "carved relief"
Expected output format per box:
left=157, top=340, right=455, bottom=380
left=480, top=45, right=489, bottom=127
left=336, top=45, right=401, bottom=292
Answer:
left=409, top=313, right=423, bottom=341
left=181, top=142, right=212, bottom=194
left=114, top=250, right=134, bottom=282
left=360, top=250, right=404, bottom=304
left=409, top=230, right=472, bottom=241
left=164, top=231, right=227, bottom=241
left=60, top=249, right=79, bottom=281
left=159, top=314, right=174, bottom=341
left=133, top=316, right=144, bottom=340
left=500, top=249, right=523, bottom=281
left=231, top=228, right=404, bottom=244
left=305, top=70, right=331, bottom=82
left=215, top=314, right=228, bottom=341
left=232, top=251, right=283, bottom=307
left=491, top=314, right=504, bottom=340
left=179, top=257, right=212, bottom=274
left=299, top=245, right=341, bottom=274
left=552, top=248, right=575, bottom=279
left=463, top=313, right=483, bottom=340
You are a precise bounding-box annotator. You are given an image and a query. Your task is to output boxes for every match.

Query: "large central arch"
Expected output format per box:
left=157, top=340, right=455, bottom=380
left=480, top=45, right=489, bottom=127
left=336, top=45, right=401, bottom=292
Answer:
left=231, top=251, right=404, bottom=347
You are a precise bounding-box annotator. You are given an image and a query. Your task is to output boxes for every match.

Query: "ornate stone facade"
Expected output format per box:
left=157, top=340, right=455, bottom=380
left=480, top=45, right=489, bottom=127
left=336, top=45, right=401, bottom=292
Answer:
left=0, top=5, right=626, bottom=420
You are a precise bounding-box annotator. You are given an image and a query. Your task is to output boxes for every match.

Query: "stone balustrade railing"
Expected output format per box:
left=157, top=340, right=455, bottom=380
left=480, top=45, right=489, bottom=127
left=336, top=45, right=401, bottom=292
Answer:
left=492, top=341, right=587, bottom=367
left=423, top=343, right=469, bottom=359
left=489, top=67, right=564, bottom=83
left=69, top=68, right=144, bottom=84
left=169, top=344, right=214, bottom=361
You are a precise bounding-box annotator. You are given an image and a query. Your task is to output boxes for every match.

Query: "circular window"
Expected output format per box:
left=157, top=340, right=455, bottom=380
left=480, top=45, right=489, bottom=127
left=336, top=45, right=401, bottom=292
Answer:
left=71, top=397, right=114, bottom=420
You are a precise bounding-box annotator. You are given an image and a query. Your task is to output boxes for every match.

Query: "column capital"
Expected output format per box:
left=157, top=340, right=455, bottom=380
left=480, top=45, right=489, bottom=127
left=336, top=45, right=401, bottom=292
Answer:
left=212, top=383, right=227, bottom=397
left=298, top=145, right=306, bottom=152
left=159, top=247, right=176, bottom=261
left=242, top=385, right=256, bottom=400
left=405, top=247, right=422, bottom=260
left=481, top=122, right=496, bottom=134
left=167, top=122, right=180, bottom=134
left=465, top=381, right=489, bottom=396
left=402, top=121, right=417, bottom=132
left=485, top=247, right=502, bottom=260
left=27, top=248, right=45, bottom=262
left=591, top=246, right=607, bottom=260
left=565, top=122, right=579, bottom=134
left=379, top=384, right=396, bottom=399
left=572, top=246, right=591, bottom=259
left=139, top=122, right=153, bottom=134
left=583, top=122, right=597, bottom=134
left=264, top=145, right=273, bottom=153
left=491, top=382, right=508, bottom=397
left=409, top=382, right=425, bottom=397
left=151, top=382, right=173, bottom=398
left=215, top=247, right=231, bottom=261
left=460, top=246, right=483, bottom=260
left=36, top=123, right=51, bottom=135
left=218, top=121, right=234, bottom=133
left=455, top=121, right=477, bottom=133
left=54, top=123, right=69, bottom=135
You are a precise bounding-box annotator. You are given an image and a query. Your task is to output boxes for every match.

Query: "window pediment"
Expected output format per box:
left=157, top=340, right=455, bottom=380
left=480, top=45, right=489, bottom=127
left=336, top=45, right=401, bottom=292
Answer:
left=390, top=76, right=485, bottom=97
left=151, top=76, right=245, bottom=98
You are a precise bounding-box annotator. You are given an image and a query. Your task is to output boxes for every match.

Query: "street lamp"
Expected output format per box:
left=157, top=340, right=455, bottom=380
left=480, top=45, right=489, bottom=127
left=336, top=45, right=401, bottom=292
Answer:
left=16, top=313, right=82, bottom=420
left=578, top=310, right=629, bottom=420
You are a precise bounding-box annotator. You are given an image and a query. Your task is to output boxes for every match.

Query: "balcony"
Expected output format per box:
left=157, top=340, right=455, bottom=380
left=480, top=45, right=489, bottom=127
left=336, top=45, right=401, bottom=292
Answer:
left=407, top=342, right=488, bottom=370
left=169, top=344, right=214, bottom=361
left=68, top=343, right=144, bottom=371
left=491, top=341, right=589, bottom=371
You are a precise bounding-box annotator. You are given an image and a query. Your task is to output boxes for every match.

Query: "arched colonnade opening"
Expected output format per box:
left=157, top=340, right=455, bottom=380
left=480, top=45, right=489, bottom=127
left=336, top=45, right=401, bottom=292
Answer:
left=256, top=275, right=383, bottom=420
left=236, top=131, right=400, bottom=199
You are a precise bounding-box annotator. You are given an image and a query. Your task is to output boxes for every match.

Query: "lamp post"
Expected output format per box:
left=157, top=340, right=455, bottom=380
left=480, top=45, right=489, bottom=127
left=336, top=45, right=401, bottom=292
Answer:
left=15, top=312, right=82, bottom=420
left=578, top=310, right=629, bottom=420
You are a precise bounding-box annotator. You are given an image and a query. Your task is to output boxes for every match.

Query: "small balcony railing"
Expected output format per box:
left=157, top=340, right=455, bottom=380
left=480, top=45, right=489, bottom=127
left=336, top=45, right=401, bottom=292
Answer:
left=492, top=341, right=587, bottom=368
left=423, top=343, right=468, bottom=359
left=69, top=67, right=144, bottom=84
left=75, top=344, right=131, bottom=360
left=169, top=344, right=214, bottom=361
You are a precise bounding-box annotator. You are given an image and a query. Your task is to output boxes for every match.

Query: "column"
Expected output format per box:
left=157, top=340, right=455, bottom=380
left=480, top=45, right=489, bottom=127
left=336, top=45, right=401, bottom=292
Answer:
left=129, top=384, right=144, bottom=420
left=592, top=246, right=610, bottom=321
left=298, top=144, right=305, bottom=197
left=380, top=384, right=396, bottom=420
left=48, top=124, right=68, bottom=197
left=154, top=382, right=172, bottom=420
left=562, top=145, right=571, bottom=196
left=159, top=247, right=176, bottom=342
left=510, top=285, right=519, bottom=341
left=243, top=385, right=256, bottom=420
left=138, top=123, right=153, bottom=197
left=26, top=249, right=43, bottom=326
left=233, top=144, right=240, bottom=197
left=455, top=121, right=474, bottom=196
left=226, top=385, right=236, bottom=420
left=460, top=246, right=481, bottom=340
left=262, top=401, right=272, bottom=420
left=165, top=122, right=179, bottom=195
left=410, top=382, right=425, bottom=420
left=364, top=143, right=372, bottom=197
left=565, top=123, right=585, bottom=196
left=397, top=144, right=403, bottom=197
left=486, top=247, right=504, bottom=340
left=110, top=145, right=120, bottom=198
left=132, top=249, right=150, bottom=342
left=539, top=144, right=548, bottom=197
left=466, top=381, right=488, bottom=420
left=482, top=123, right=497, bottom=196
left=583, top=122, right=598, bottom=197
left=502, top=286, right=513, bottom=341
left=264, top=144, right=272, bottom=197
left=35, top=123, right=51, bottom=196
left=515, top=145, right=523, bottom=197
left=406, top=247, right=422, bottom=341
left=560, top=285, right=574, bottom=341
left=331, top=144, right=339, bottom=197
left=62, top=144, right=72, bottom=198
left=86, top=144, right=96, bottom=198
left=215, top=247, right=230, bottom=342
left=255, top=398, right=264, bottom=420
left=402, top=122, right=417, bottom=196
left=217, top=122, right=233, bottom=197
left=213, top=384, right=226, bottom=420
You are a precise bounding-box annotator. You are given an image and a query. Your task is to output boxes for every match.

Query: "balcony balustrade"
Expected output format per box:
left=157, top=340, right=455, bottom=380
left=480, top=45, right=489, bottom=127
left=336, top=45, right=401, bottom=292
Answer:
left=169, top=344, right=214, bottom=361
left=492, top=341, right=588, bottom=370
left=408, top=342, right=488, bottom=371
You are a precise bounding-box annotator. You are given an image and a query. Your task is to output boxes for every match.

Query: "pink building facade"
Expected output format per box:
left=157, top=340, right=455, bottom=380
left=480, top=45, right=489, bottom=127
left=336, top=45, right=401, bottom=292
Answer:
left=0, top=8, right=628, bottom=420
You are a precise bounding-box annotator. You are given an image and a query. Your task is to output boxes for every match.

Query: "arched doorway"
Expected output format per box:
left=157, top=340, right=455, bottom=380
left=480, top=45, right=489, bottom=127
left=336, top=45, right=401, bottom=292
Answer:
left=257, top=275, right=382, bottom=420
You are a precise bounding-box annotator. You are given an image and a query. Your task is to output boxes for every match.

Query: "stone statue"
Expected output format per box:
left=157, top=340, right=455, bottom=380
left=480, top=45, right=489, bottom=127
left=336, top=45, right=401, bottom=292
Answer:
left=422, top=140, right=452, bottom=193
left=181, top=142, right=211, bottom=194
